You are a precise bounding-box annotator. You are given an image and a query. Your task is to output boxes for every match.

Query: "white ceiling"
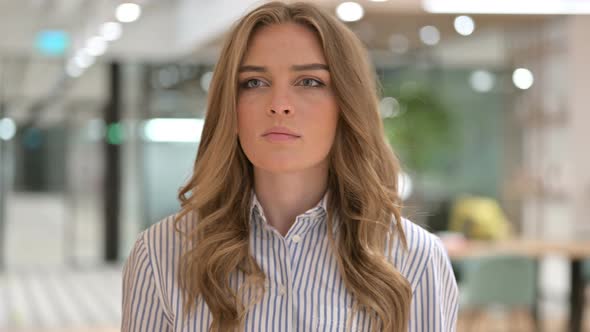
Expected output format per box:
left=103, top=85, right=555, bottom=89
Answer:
left=0, top=0, right=553, bottom=124
left=0, top=0, right=447, bottom=61
left=0, top=0, right=268, bottom=123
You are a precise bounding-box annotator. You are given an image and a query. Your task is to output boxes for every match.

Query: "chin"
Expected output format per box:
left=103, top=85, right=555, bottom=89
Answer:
left=252, top=156, right=329, bottom=175
left=254, top=161, right=306, bottom=174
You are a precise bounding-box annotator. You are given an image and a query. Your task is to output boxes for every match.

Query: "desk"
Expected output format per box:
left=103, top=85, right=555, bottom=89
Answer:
left=444, top=239, right=590, bottom=332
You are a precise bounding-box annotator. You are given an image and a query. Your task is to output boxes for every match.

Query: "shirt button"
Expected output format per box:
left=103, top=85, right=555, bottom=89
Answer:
left=279, top=285, right=287, bottom=295
left=292, top=235, right=302, bottom=243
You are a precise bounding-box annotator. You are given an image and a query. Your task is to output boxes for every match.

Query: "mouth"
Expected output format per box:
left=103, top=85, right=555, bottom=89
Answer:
left=262, top=126, right=301, bottom=141
left=262, top=132, right=301, bottom=142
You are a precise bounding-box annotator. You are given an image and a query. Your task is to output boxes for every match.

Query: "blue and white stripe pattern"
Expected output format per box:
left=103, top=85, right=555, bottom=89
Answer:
left=122, top=192, right=458, bottom=331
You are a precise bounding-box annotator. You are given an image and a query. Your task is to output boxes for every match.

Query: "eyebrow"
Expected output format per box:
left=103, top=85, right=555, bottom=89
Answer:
left=238, top=63, right=329, bottom=73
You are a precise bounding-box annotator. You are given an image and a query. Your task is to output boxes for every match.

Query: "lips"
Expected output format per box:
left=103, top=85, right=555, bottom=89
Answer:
left=262, top=126, right=301, bottom=137
left=262, top=126, right=301, bottom=142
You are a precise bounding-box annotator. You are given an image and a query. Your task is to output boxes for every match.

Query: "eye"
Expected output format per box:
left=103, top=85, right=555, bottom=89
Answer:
left=241, top=78, right=268, bottom=89
left=298, top=78, right=324, bottom=88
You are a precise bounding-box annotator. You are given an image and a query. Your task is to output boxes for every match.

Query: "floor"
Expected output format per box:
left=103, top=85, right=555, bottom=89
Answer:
left=0, top=266, right=122, bottom=331
left=456, top=306, right=590, bottom=332
left=1, top=266, right=588, bottom=332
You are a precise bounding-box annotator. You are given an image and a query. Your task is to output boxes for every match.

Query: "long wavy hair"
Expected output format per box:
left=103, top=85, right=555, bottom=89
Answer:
left=174, top=2, right=412, bottom=331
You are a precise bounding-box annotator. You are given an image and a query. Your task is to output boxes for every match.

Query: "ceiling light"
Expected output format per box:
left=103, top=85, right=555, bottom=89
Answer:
left=143, top=119, right=204, bottom=143
left=469, top=70, right=495, bottom=92
left=419, top=26, right=440, bottom=45
left=454, top=15, right=475, bottom=36
left=66, top=60, right=84, bottom=78
left=423, top=0, right=590, bottom=14
left=0, top=118, right=17, bottom=141
left=116, top=3, right=141, bottom=23
left=86, top=36, right=107, bottom=56
left=74, top=49, right=95, bottom=69
left=100, top=22, right=122, bottom=41
left=513, top=68, right=534, bottom=90
left=336, top=2, right=364, bottom=22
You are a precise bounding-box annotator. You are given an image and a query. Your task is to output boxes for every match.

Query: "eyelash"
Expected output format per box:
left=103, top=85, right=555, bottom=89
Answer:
left=239, top=78, right=325, bottom=89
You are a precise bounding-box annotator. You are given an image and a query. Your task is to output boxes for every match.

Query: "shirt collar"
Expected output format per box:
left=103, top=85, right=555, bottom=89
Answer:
left=249, top=189, right=329, bottom=227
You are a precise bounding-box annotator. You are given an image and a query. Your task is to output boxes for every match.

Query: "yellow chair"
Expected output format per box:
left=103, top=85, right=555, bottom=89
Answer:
left=449, top=196, right=512, bottom=240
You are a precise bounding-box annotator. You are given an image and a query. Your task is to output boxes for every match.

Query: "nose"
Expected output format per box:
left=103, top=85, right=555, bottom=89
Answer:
left=267, top=87, right=294, bottom=117
left=269, top=108, right=292, bottom=116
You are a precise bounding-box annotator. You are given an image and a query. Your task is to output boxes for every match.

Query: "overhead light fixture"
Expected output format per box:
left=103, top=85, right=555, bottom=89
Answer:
left=469, top=70, right=495, bottom=93
left=143, top=118, right=204, bottom=143
left=66, top=60, right=84, bottom=78
left=0, top=118, right=17, bottom=141
left=454, top=15, right=475, bottom=36
left=513, top=68, right=534, bottom=90
left=86, top=36, right=107, bottom=56
left=73, top=49, right=95, bottom=69
left=116, top=2, right=142, bottom=23
left=100, top=22, right=122, bottom=41
left=423, top=0, right=590, bottom=14
left=336, top=2, right=364, bottom=22
left=419, top=26, right=440, bottom=45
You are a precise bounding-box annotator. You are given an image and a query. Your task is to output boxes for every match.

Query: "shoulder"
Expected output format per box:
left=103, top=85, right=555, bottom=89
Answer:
left=389, top=217, right=450, bottom=291
left=136, top=210, right=197, bottom=259
left=123, top=212, right=196, bottom=313
left=125, top=211, right=196, bottom=285
left=393, top=218, right=460, bottom=330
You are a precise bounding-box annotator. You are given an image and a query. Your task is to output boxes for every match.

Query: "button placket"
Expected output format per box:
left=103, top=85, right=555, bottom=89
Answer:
left=281, top=236, right=295, bottom=331
left=278, top=284, right=287, bottom=296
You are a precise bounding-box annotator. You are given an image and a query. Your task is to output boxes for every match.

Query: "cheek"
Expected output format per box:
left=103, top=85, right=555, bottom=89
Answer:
left=299, top=108, right=338, bottom=167
left=236, top=99, right=263, bottom=159
left=237, top=98, right=260, bottom=134
left=306, top=100, right=339, bottom=144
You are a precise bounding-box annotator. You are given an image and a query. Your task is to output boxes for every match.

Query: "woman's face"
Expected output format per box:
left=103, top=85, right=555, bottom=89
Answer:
left=237, top=23, right=339, bottom=174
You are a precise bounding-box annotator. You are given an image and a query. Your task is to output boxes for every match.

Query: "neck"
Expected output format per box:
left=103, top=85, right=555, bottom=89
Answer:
left=253, top=162, right=328, bottom=236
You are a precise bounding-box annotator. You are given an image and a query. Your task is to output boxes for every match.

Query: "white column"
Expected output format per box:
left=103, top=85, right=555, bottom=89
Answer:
left=565, top=16, right=590, bottom=240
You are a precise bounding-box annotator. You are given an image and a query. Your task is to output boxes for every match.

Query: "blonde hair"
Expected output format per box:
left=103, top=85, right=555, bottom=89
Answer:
left=174, top=2, right=411, bottom=331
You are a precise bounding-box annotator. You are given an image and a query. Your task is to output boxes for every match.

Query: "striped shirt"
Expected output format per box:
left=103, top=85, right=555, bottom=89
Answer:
left=122, top=191, right=458, bottom=331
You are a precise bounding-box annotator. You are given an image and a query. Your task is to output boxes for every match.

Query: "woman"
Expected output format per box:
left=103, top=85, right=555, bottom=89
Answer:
left=122, top=2, right=458, bottom=331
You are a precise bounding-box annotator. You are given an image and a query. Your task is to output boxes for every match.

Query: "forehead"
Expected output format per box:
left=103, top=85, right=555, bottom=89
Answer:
left=242, top=23, right=327, bottom=66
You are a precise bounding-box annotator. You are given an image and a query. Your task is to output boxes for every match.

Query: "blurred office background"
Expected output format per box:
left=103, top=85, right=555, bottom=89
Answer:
left=0, top=0, right=589, bottom=331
